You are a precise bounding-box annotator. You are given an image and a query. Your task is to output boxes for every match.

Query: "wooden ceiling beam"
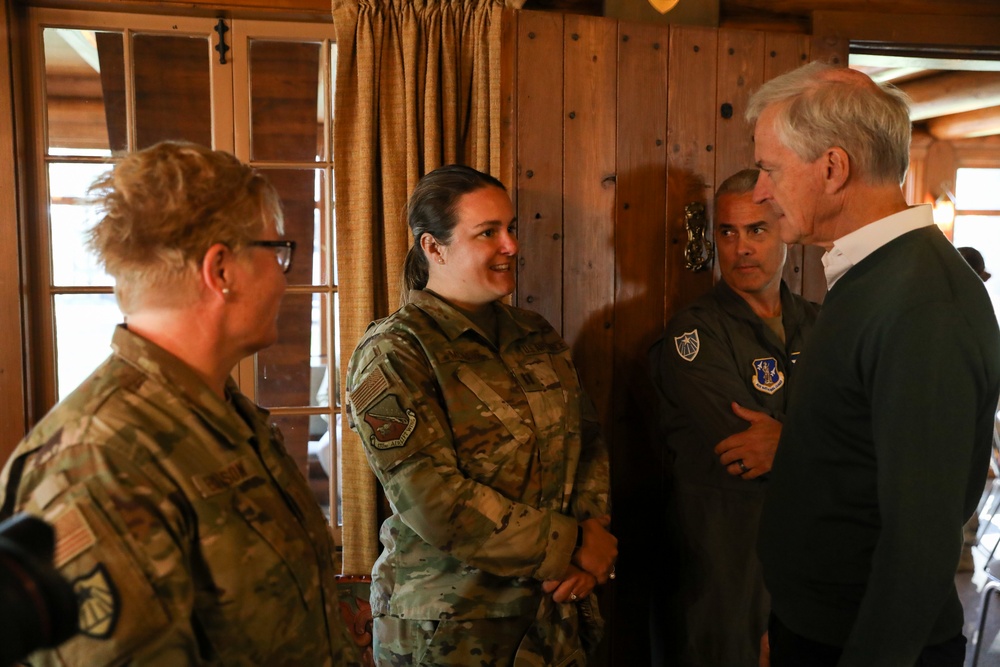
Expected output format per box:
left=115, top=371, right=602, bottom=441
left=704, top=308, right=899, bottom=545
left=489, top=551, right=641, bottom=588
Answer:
left=897, top=71, right=1000, bottom=121
left=926, top=106, right=1000, bottom=140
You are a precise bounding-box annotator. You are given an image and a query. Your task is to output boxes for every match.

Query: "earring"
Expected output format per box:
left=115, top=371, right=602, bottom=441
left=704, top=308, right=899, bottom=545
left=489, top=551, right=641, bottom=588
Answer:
left=222, top=287, right=231, bottom=297
left=437, top=258, right=445, bottom=265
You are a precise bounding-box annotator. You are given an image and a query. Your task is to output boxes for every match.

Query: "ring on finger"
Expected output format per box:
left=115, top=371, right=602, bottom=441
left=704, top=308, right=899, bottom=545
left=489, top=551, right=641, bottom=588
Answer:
left=736, top=459, right=749, bottom=474
left=570, top=593, right=578, bottom=601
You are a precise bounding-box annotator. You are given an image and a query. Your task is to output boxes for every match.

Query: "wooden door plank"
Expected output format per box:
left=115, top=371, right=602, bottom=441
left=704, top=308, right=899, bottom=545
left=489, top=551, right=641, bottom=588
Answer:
left=562, top=13, right=617, bottom=428
left=715, top=28, right=764, bottom=188
left=763, top=31, right=811, bottom=295
left=610, top=19, right=670, bottom=667
left=666, top=25, right=718, bottom=322
left=802, top=37, right=845, bottom=304
left=515, top=10, right=564, bottom=332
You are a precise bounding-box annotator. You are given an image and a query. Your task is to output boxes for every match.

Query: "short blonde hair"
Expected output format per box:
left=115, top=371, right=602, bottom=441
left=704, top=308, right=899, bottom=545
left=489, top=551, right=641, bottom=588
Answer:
left=87, top=141, right=282, bottom=313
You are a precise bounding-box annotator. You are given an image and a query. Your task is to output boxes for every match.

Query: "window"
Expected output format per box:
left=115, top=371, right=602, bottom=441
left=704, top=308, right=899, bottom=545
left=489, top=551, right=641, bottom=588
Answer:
left=953, top=167, right=1000, bottom=317
left=25, top=8, right=342, bottom=533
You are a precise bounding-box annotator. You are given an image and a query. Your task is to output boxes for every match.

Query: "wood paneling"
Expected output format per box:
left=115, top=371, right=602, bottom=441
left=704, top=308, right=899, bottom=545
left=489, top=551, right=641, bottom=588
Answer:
left=514, top=10, right=563, bottom=331
left=612, top=18, right=669, bottom=666
left=562, top=13, right=616, bottom=430
left=665, top=25, right=717, bottom=322
left=714, top=29, right=763, bottom=187
left=507, top=12, right=848, bottom=661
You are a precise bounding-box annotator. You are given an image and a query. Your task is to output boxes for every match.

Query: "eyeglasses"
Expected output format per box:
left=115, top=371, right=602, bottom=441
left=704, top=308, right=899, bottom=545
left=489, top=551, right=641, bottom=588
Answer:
left=248, top=240, right=296, bottom=273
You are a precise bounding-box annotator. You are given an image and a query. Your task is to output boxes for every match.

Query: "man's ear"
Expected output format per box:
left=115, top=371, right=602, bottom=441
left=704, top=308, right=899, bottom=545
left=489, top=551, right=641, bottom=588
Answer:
left=202, top=243, right=233, bottom=299
left=823, top=147, right=850, bottom=194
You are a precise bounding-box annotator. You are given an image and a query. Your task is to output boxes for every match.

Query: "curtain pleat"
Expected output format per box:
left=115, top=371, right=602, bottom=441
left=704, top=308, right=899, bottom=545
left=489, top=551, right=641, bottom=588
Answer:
left=332, top=0, right=517, bottom=574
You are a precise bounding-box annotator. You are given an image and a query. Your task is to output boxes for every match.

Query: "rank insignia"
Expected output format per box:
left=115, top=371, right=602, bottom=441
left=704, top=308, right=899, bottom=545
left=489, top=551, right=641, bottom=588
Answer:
left=363, top=395, right=417, bottom=450
left=73, top=563, right=120, bottom=639
left=790, top=351, right=801, bottom=364
left=752, top=357, right=785, bottom=395
left=674, top=330, right=700, bottom=362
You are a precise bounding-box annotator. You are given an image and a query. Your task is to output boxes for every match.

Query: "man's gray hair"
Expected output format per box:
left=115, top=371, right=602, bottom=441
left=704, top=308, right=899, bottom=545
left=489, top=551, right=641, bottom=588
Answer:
left=714, top=168, right=760, bottom=211
left=746, top=61, right=912, bottom=186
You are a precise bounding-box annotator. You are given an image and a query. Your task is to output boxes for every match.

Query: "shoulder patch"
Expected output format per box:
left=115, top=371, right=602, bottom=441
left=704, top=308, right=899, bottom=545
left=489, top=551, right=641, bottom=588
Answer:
left=74, top=563, right=120, bottom=639
left=350, top=366, right=389, bottom=414
left=752, top=357, right=785, bottom=395
left=363, top=395, right=417, bottom=450
left=674, top=330, right=700, bottom=362
left=50, top=504, right=97, bottom=568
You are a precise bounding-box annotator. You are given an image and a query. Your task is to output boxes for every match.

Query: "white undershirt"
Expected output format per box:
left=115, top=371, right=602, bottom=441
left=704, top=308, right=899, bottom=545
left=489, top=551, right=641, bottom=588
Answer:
left=821, top=204, right=935, bottom=290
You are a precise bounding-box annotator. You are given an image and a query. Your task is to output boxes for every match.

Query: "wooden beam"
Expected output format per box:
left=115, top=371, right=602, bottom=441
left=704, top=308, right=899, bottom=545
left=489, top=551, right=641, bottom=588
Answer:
left=813, top=10, right=1000, bottom=49
left=927, top=105, right=1000, bottom=140
left=722, top=1, right=1000, bottom=22
left=897, top=71, right=1000, bottom=121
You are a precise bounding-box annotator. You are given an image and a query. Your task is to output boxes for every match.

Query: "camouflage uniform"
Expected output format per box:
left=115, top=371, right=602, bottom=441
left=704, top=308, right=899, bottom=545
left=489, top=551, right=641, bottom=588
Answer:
left=0, top=325, right=362, bottom=667
left=346, top=290, right=610, bottom=666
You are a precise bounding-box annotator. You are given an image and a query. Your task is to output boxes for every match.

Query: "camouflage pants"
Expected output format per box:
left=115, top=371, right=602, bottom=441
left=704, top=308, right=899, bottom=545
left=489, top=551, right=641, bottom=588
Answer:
left=373, top=604, right=587, bottom=667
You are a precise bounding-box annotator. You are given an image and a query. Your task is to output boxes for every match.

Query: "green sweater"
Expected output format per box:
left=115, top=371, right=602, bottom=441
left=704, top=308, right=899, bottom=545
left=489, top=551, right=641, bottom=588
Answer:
left=758, top=226, right=1000, bottom=665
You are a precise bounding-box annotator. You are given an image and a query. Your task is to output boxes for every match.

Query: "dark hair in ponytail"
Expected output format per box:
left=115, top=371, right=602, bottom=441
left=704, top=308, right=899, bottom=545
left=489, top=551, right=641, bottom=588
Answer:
left=400, top=164, right=506, bottom=304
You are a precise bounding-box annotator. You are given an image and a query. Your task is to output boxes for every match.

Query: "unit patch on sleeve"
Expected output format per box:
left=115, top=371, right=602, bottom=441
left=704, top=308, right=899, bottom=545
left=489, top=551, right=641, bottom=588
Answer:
left=74, top=563, right=120, bottom=639
left=674, top=330, right=700, bottom=362
left=751, top=357, right=785, bottom=395
left=49, top=504, right=97, bottom=568
left=363, top=395, right=417, bottom=450
left=350, top=365, right=389, bottom=414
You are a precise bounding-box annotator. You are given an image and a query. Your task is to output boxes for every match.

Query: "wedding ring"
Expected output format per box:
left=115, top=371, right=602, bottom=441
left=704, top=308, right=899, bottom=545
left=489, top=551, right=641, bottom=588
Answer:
left=570, top=593, right=578, bottom=601
left=609, top=566, right=616, bottom=581
left=736, top=460, right=749, bottom=474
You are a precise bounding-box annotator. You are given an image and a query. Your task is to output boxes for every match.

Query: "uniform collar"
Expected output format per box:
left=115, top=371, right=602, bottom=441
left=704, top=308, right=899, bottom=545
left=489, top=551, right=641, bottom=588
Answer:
left=406, top=289, right=534, bottom=349
left=714, top=279, right=810, bottom=337
left=111, top=324, right=258, bottom=448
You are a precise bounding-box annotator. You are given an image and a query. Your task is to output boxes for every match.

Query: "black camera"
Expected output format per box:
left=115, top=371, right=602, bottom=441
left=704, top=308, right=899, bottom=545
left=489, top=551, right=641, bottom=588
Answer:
left=0, top=513, right=79, bottom=666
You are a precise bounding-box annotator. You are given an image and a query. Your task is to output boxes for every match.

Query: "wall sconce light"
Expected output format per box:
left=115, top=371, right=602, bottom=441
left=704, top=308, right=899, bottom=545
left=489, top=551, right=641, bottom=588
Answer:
left=648, top=0, right=681, bottom=13
left=932, top=187, right=956, bottom=239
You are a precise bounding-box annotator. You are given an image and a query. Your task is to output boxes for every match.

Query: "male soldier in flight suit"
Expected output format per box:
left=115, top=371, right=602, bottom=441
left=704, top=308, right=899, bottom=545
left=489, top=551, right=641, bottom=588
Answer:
left=649, top=168, right=818, bottom=667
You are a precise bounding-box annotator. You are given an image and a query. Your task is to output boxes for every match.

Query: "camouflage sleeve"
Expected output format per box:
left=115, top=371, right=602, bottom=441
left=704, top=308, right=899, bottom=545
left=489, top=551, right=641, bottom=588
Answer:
left=15, top=443, right=206, bottom=666
left=347, top=333, right=576, bottom=582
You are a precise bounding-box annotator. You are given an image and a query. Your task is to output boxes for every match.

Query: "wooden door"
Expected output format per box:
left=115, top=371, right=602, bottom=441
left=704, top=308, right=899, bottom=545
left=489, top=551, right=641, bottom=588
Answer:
left=501, top=10, right=844, bottom=664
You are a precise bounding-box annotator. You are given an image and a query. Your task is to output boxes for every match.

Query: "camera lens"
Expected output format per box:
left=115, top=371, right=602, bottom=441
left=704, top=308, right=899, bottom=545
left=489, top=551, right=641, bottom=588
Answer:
left=0, top=515, right=79, bottom=666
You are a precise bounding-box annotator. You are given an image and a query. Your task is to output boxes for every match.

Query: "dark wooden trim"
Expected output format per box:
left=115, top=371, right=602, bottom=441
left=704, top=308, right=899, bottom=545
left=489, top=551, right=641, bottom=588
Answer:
left=0, top=0, right=28, bottom=461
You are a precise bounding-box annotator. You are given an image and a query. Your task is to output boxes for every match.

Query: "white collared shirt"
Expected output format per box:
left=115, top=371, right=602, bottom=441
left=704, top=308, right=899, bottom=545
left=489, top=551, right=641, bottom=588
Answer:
left=821, top=204, right=935, bottom=290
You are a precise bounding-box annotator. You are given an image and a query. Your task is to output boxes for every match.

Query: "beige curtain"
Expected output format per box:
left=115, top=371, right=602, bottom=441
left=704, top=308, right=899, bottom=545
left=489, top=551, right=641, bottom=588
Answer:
left=332, top=0, right=519, bottom=573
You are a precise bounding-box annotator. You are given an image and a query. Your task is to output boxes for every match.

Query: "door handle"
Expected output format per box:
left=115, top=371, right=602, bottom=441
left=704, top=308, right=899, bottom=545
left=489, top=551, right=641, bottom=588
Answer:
left=683, top=201, right=713, bottom=272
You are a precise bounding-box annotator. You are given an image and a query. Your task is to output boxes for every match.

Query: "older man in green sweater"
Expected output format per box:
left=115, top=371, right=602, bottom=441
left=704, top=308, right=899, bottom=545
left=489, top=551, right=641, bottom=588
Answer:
left=747, top=62, right=1000, bottom=666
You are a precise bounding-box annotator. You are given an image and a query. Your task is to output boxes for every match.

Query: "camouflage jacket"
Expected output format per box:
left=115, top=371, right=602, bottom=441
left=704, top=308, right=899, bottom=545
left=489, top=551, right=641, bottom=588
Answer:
left=346, top=290, right=610, bottom=620
left=0, top=325, right=362, bottom=666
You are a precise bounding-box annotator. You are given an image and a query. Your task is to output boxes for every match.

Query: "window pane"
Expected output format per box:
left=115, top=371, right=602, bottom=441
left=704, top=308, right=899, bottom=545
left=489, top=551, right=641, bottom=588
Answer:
left=258, top=168, right=328, bottom=286
left=44, top=28, right=125, bottom=153
left=50, top=162, right=113, bottom=286
left=956, top=168, right=1000, bottom=211
left=134, top=34, right=212, bottom=149
left=256, top=291, right=329, bottom=409
left=54, top=293, right=121, bottom=399
left=953, top=214, right=1000, bottom=318
left=271, top=412, right=336, bottom=523
left=250, top=40, right=323, bottom=162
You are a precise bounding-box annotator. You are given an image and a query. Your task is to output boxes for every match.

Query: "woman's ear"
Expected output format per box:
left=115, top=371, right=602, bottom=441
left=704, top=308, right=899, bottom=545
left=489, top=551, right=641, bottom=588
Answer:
left=201, top=243, right=234, bottom=300
left=420, top=232, right=446, bottom=266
